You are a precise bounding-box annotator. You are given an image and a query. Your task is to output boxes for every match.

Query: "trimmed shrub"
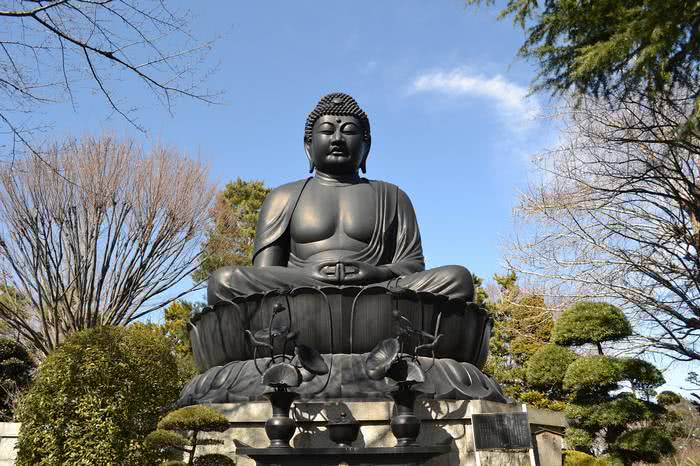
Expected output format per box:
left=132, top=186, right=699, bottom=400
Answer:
left=145, top=429, right=189, bottom=450
left=553, top=302, right=631, bottom=346
left=563, top=450, right=608, bottom=466
left=149, top=405, right=231, bottom=465
left=518, top=389, right=567, bottom=411
left=563, top=356, right=623, bottom=393
left=526, top=344, right=577, bottom=389
left=564, top=393, right=655, bottom=430
left=15, top=325, right=181, bottom=465
left=158, top=405, right=229, bottom=432
left=618, top=358, right=664, bottom=391
left=612, top=427, right=675, bottom=463
left=193, top=454, right=236, bottom=465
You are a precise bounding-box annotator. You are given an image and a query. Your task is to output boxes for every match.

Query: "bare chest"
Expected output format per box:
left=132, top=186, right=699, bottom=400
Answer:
left=290, top=183, right=376, bottom=246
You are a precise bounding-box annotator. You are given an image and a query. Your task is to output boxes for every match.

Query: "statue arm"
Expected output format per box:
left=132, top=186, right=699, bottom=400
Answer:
left=385, top=187, right=425, bottom=276
left=252, top=239, right=289, bottom=267
left=251, top=180, right=308, bottom=267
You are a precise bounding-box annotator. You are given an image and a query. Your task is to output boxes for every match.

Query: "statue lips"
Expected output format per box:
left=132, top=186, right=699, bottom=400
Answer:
left=328, top=145, right=348, bottom=157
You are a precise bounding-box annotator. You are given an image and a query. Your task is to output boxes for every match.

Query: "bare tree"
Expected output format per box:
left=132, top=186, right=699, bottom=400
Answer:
left=0, top=134, right=215, bottom=356
left=509, top=91, right=700, bottom=363
left=0, top=0, right=215, bottom=160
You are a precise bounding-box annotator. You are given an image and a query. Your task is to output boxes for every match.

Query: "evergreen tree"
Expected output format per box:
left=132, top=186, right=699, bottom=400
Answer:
left=145, top=405, right=233, bottom=465
left=465, top=0, right=700, bottom=108
left=484, top=272, right=564, bottom=410
left=161, top=301, right=203, bottom=384
left=545, top=301, right=675, bottom=464
left=193, top=179, right=270, bottom=282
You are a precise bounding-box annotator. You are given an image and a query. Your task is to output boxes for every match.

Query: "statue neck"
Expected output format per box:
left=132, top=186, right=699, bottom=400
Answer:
left=313, top=170, right=361, bottom=186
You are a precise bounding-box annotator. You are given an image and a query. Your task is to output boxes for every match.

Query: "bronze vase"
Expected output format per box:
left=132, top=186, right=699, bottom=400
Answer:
left=390, top=387, right=420, bottom=446
left=264, top=391, right=298, bottom=448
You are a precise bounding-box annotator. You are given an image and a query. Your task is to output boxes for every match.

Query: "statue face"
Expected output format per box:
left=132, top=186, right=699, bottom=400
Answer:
left=305, top=115, right=368, bottom=175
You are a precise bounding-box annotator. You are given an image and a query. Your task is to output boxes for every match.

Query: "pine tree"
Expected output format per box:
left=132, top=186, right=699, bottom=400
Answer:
left=193, top=179, right=270, bottom=282
left=543, top=302, right=675, bottom=464
left=484, top=272, right=565, bottom=410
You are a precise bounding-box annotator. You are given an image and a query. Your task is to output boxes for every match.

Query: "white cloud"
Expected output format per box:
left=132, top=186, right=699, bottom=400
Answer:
left=410, top=69, right=541, bottom=128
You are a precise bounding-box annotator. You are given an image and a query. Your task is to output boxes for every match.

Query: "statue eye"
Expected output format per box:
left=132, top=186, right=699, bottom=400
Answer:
left=342, top=123, right=360, bottom=134
left=317, top=122, right=335, bottom=134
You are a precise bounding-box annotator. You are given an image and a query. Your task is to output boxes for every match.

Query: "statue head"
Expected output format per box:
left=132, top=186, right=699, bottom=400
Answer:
left=304, top=93, right=371, bottom=174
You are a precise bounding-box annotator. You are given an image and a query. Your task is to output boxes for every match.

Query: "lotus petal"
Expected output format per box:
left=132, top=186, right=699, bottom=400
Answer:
left=298, top=365, right=316, bottom=382
left=262, top=363, right=302, bottom=388
left=295, top=345, right=328, bottom=375
left=365, top=338, right=400, bottom=380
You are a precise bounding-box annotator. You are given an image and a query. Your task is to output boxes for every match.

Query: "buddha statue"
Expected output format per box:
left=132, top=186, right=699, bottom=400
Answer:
left=180, top=93, right=505, bottom=405
left=207, top=92, right=474, bottom=305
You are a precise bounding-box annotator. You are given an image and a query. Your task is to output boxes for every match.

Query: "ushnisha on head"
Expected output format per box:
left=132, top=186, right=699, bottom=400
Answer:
left=304, top=93, right=371, bottom=174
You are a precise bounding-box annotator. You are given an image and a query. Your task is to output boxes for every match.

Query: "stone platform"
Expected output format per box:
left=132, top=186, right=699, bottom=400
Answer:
left=194, top=399, right=566, bottom=466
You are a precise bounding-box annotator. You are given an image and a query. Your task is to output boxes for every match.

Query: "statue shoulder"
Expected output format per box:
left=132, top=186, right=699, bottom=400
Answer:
left=261, top=178, right=309, bottom=212
left=368, top=179, right=414, bottom=205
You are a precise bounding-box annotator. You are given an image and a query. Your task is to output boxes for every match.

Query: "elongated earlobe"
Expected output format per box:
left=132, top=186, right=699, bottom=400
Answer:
left=360, top=159, right=367, bottom=174
left=304, top=141, right=314, bottom=173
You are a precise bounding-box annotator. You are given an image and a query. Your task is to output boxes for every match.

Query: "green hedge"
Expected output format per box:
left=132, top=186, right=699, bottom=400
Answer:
left=16, top=325, right=181, bottom=465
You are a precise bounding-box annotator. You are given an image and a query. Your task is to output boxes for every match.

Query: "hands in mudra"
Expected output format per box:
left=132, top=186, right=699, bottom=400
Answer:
left=307, top=260, right=395, bottom=285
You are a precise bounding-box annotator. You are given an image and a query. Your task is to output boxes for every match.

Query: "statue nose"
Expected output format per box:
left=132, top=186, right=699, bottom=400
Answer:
left=331, top=129, right=344, bottom=144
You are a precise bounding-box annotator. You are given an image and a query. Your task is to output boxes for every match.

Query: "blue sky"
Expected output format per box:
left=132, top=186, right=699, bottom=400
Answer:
left=27, top=1, right=696, bottom=394
left=43, top=0, right=552, bottom=282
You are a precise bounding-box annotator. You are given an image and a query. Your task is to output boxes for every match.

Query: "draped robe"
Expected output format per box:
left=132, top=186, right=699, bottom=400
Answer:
left=207, top=178, right=474, bottom=304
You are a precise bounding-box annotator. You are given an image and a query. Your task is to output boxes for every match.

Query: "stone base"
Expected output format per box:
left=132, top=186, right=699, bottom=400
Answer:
left=193, top=400, right=566, bottom=466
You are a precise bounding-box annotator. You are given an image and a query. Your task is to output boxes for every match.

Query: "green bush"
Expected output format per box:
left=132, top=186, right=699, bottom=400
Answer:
left=565, top=427, right=595, bottom=451
left=618, top=358, right=664, bottom=391
left=16, top=325, right=181, bottom=465
left=656, top=390, right=682, bottom=406
left=0, top=337, right=34, bottom=420
left=553, top=302, right=631, bottom=346
left=193, top=454, right=236, bottom=465
left=526, top=344, right=577, bottom=389
left=612, top=427, right=675, bottom=463
left=145, top=429, right=189, bottom=449
left=518, top=389, right=567, bottom=411
left=565, top=393, right=654, bottom=430
left=562, top=450, right=608, bottom=466
left=149, top=405, right=230, bottom=464
left=158, top=405, right=229, bottom=432
left=563, top=356, right=623, bottom=393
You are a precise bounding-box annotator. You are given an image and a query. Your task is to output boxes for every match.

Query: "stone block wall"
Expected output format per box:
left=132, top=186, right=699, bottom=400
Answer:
left=195, top=400, right=566, bottom=466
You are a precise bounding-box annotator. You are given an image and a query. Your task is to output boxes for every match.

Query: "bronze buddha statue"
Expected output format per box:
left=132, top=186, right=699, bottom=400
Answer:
left=208, top=93, right=474, bottom=305
left=180, top=93, right=504, bottom=405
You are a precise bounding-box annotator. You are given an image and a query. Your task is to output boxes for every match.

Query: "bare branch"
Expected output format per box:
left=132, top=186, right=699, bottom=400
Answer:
left=509, top=89, right=700, bottom=362
left=0, top=134, right=215, bottom=355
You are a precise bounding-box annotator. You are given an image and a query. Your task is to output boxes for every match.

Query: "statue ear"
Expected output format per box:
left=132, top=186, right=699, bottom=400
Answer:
left=304, top=141, right=315, bottom=173
left=360, top=140, right=370, bottom=174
